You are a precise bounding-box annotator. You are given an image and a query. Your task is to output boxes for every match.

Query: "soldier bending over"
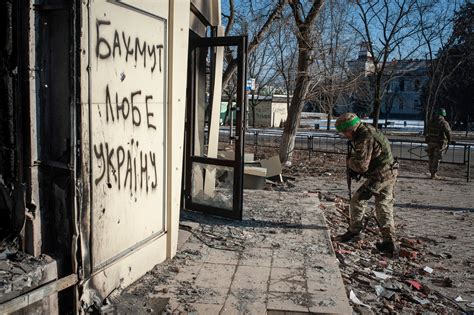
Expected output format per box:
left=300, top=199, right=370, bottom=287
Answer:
left=335, top=113, right=399, bottom=256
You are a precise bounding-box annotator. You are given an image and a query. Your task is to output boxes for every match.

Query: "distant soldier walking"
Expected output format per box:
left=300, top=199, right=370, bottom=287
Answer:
left=335, top=113, right=399, bottom=256
left=425, top=108, right=452, bottom=179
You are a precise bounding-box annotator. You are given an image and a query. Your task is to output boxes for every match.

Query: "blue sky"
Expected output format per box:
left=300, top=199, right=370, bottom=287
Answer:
left=221, top=0, right=466, bottom=60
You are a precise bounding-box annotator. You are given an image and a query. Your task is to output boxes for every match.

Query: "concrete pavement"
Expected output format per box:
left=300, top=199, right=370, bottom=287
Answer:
left=122, top=191, right=352, bottom=314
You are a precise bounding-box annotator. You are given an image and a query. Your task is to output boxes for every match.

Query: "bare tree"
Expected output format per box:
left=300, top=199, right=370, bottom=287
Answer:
left=352, top=0, right=426, bottom=128
left=221, top=0, right=287, bottom=126
left=383, top=82, right=399, bottom=127
left=247, top=38, right=280, bottom=127
left=306, top=0, right=358, bottom=130
left=269, top=11, right=298, bottom=111
left=221, top=0, right=287, bottom=87
left=416, top=0, right=464, bottom=131
left=279, top=0, right=325, bottom=163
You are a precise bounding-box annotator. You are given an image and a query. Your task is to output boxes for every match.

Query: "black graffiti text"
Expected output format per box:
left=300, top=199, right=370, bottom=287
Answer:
left=105, top=84, right=156, bottom=130
left=93, top=139, right=158, bottom=193
left=96, top=19, right=164, bottom=73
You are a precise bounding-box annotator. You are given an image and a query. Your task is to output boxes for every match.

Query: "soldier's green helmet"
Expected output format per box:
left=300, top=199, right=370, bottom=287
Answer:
left=335, top=113, right=361, bottom=132
left=437, top=108, right=447, bottom=116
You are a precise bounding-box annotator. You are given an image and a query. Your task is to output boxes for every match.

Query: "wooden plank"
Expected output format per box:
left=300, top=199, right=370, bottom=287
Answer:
left=0, top=274, right=77, bottom=314
left=204, top=26, right=225, bottom=197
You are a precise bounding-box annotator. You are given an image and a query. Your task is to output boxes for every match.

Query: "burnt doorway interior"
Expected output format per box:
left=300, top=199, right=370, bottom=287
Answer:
left=184, top=34, right=247, bottom=220
left=36, top=2, right=77, bottom=275
left=34, top=2, right=79, bottom=311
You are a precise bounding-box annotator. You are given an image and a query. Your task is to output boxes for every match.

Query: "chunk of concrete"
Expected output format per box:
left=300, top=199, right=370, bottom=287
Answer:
left=244, top=166, right=267, bottom=190
left=258, top=156, right=282, bottom=178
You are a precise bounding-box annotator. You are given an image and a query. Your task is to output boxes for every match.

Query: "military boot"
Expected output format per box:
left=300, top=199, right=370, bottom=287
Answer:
left=431, top=173, right=440, bottom=180
left=335, top=230, right=361, bottom=242
left=376, top=241, right=399, bottom=258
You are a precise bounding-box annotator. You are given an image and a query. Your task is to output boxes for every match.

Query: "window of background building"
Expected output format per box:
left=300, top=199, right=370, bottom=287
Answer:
left=414, top=79, right=420, bottom=91
left=399, top=98, right=404, bottom=110
left=414, top=99, right=421, bottom=109
left=399, top=79, right=405, bottom=91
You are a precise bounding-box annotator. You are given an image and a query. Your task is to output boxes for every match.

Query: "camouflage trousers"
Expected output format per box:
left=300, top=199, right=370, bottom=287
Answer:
left=426, top=142, right=447, bottom=174
left=349, top=173, right=397, bottom=242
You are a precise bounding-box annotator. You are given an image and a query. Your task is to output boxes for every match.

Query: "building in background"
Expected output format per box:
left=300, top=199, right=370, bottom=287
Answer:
left=247, top=95, right=289, bottom=128
left=340, top=42, right=428, bottom=120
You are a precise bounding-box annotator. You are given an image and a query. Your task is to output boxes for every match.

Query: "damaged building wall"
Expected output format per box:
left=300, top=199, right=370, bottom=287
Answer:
left=78, top=0, right=192, bottom=308
left=0, top=2, right=15, bottom=185
left=0, top=0, right=30, bottom=248
left=0, top=1, right=18, bottom=240
left=2, top=0, right=220, bottom=312
left=78, top=1, right=170, bottom=304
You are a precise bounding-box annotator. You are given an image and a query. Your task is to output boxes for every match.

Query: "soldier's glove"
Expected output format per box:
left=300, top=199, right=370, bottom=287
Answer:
left=348, top=169, right=361, bottom=181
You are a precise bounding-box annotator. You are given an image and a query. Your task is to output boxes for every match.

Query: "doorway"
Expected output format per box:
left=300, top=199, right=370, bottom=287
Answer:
left=184, top=34, right=247, bottom=220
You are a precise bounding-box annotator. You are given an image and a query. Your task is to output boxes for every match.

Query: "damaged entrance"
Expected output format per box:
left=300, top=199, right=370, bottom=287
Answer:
left=184, top=35, right=247, bottom=220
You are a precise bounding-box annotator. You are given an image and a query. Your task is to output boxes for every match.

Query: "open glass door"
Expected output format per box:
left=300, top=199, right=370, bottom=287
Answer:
left=184, top=35, right=247, bottom=220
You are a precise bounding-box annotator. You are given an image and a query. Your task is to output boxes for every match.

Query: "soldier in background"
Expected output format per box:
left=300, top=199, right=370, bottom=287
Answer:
left=335, top=113, right=399, bottom=256
left=425, top=108, right=452, bottom=179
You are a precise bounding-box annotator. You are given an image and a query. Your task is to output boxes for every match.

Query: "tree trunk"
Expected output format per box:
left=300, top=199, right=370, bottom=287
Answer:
left=252, top=105, right=256, bottom=127
left=279, top=50, right=311, bottom=162
left=224, top=94, right=233, bottom=125
left=466, top=114, right=469, bottom=137
left=279, top=0, right=324, bottom=163
left=372, top=96, right=381, bottom=128
left=372, top=77, right=382, bottom=128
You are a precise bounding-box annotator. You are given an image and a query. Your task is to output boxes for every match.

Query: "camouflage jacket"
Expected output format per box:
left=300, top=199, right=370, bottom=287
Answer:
left=425, top=117, right=451, bottom=144
left=348, top=123, right=394, bottom=180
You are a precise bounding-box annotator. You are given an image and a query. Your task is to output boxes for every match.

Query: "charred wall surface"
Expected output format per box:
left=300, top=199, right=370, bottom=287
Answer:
left=0, top=1, right=26, bottom=242
left=36, top=1, right=74, bottom=269
left=0, top=0, right=77, bottom=274
left=0, top=2, right=15, bottom=185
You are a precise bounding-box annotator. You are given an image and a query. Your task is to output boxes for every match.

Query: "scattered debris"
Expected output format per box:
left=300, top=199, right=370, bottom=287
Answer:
left=372, top=271, right=391, bottom=280
left=406, top=280, right=422, bottom=291
left=318, top=190, right=473, bottom=314
left=455, top=296, right=467, bottom=302
left=423, top=266, right=433, bottom=274
left=349, top=290, right=370, bottom=308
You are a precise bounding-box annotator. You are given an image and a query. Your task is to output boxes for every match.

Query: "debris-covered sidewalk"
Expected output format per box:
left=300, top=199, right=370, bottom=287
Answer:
left=115, top=190, right=352, bottom=314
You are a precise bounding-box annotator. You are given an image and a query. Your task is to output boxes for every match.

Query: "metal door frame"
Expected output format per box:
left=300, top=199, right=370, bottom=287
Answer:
left=184, top=35, right=247, bottom=220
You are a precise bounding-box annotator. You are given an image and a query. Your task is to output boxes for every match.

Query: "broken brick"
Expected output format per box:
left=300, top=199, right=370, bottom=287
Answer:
left=406, top=280, right=422, bottom=290
left=399, top=248, right=418, bottom=260
left=378, top=260, right=388, bottom=268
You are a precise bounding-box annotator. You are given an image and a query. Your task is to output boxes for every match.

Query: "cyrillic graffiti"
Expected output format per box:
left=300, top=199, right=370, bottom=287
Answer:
left=93, top=139, right=158, bottom=193
left=93, top=15, right=164, bottom=195
left=96, top=19, right=164, bottom=73
left=104, top=85, right=156, bottom=130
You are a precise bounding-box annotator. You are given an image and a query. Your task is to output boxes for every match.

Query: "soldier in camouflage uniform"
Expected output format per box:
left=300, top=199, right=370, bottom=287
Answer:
left=425, top=108, right=452, bottom=179
left=335, top=113, right=399, bottom=255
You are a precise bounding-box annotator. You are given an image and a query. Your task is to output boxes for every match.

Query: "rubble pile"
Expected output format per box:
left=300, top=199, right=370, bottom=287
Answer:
left=0, top=246, right=48, bottom=299
left=318, top=192, right=474, bottom=314
left=253, top=147, right=347, bottom=179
